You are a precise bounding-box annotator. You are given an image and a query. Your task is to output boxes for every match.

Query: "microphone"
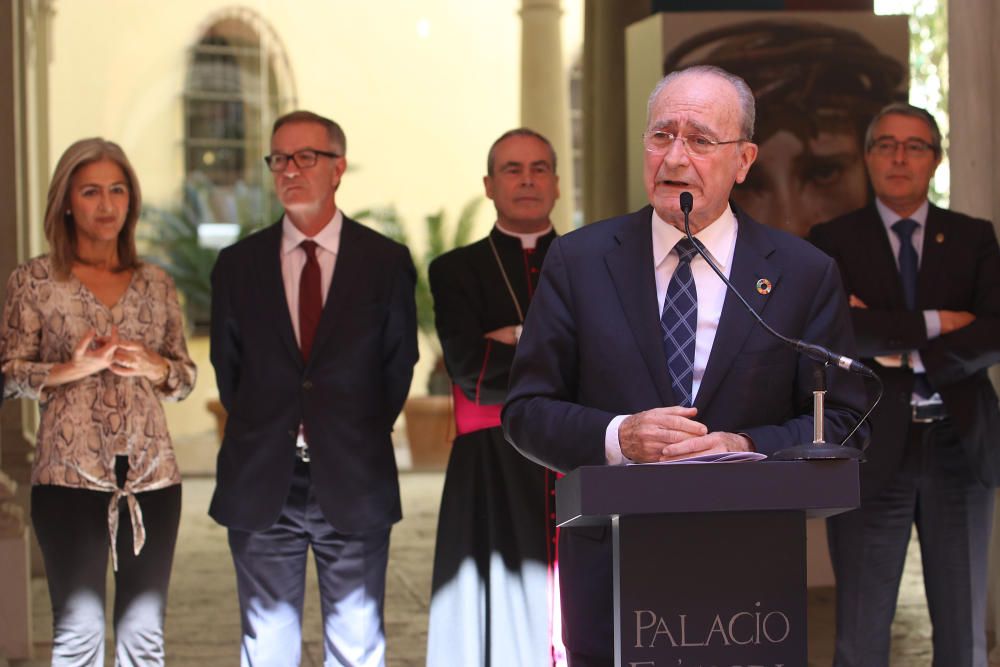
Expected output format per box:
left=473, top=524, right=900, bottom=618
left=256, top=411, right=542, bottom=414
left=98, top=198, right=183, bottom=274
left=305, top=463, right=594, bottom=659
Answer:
left=680, top=191, right=694, bottom=215
left=677, top=192, right=879, bottom=459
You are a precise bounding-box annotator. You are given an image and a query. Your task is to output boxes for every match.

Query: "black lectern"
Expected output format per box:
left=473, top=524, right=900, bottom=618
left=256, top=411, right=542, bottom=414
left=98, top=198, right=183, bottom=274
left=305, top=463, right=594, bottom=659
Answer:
left=556, top=460, right=859, bottom=667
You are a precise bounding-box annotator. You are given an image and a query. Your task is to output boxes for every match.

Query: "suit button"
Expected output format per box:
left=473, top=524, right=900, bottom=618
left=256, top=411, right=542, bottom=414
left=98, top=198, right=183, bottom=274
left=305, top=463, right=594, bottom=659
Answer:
left=303, top=380, right=313, bottom=390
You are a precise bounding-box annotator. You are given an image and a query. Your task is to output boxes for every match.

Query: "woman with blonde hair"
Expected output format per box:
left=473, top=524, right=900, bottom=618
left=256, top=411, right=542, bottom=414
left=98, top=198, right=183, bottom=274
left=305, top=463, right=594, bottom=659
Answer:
left=0, top=137, right=196, bottom=666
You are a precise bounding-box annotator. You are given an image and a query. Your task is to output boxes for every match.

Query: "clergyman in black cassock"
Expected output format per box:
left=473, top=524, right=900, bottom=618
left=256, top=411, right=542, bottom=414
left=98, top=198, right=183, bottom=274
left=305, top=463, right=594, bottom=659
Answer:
left=425, top=129, right=562, bottom=667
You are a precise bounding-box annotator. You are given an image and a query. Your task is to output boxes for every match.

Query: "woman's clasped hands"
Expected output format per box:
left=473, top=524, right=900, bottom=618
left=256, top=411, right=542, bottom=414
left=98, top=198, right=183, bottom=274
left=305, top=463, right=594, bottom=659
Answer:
left=72, top=326, right=168, bottom=384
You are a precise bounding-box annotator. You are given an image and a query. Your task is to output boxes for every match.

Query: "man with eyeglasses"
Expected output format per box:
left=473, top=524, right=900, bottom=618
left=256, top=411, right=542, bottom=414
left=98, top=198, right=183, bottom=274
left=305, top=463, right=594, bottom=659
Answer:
left=810, top=102, right=1000, bottom=667
left=502, top=65, right=867, bottom=666
left=209, top=110, right=418, bottom=667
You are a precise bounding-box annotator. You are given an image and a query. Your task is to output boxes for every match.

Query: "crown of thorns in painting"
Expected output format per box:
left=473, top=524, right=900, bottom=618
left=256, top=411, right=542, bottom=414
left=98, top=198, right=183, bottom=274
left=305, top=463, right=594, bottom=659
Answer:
left=662, top=20, right=906, bottom=144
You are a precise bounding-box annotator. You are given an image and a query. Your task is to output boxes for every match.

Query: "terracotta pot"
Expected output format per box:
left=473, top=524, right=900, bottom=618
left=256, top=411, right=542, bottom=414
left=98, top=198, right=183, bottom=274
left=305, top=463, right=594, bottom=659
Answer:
left=403, top=395, right=454, bottom=470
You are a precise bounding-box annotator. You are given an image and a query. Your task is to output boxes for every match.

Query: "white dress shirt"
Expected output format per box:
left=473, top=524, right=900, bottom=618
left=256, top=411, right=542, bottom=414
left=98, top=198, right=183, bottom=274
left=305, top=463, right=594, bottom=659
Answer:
left=605, top=206, right=739, bottom=464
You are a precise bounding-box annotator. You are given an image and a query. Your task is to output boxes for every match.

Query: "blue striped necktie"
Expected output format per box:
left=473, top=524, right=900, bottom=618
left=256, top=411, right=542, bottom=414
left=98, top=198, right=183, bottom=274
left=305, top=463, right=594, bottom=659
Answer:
left=661, top=238, right=700, bottom=407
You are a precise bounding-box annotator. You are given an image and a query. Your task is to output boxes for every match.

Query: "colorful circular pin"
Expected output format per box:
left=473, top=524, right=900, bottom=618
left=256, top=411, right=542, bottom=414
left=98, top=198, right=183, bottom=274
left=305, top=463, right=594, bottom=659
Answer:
left=935, top=233, right=944, bottom=244
left=756, top=278, right=772, bottom=295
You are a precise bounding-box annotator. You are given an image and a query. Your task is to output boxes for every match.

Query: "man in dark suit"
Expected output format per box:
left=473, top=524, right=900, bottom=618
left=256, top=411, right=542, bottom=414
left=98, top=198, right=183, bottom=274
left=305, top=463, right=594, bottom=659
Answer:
left=502, top=65, right=867, bottom=666
left=209, top=110, right=418, bottom=667
left=810, top=103, right=1000, bottom=667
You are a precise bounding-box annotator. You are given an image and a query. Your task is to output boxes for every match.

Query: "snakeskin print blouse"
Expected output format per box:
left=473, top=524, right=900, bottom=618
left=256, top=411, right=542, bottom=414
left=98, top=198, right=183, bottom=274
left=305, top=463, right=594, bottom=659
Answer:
left=1, top=256, right=196, bottom=492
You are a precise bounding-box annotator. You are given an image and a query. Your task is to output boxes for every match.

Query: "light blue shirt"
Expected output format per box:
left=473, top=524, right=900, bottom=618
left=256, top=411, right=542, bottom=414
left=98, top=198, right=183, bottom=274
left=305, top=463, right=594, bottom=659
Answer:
left=874, top=197, right=942, bottom=374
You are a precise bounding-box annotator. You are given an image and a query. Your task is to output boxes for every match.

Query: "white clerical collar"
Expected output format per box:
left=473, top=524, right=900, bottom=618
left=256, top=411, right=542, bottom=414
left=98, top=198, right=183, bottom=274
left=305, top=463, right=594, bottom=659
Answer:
left=493, top=221, right=554, bottom=249
left=281, top=209, right=343, bottom=256
left=651, top=205, right=737, bottom=271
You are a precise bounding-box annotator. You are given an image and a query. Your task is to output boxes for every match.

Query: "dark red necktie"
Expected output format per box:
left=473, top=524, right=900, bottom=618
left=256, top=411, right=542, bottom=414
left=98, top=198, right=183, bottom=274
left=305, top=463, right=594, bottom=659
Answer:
left=298, top=240, right=321, bottom=361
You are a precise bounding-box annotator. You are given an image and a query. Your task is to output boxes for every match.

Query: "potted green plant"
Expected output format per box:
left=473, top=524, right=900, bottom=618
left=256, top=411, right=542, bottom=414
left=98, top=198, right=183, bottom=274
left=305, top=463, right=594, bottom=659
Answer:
left=141, top=179, right=275, bottom=333
left=142, top=179, right=276, bottom=443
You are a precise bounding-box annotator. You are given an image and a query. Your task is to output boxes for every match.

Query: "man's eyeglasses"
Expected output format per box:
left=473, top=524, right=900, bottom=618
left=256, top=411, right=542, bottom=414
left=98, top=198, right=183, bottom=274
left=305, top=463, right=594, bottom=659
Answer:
left=869, top=137, right=936, bottom=158
left=643, top=130, right=747, bottom=157
left=264, top=149, right=340, bottom=172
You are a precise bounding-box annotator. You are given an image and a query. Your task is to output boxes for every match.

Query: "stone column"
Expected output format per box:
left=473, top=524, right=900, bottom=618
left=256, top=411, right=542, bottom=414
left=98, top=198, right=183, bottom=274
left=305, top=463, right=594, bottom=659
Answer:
left=0, top=4, right=36, bottom=658
left=520, top=0, right=574, bottom=232
left=949, top=0, right=1000, bottom=659
left=581, top=1, right=649, bottom=225
left=1, top=0, right=50, bottom=488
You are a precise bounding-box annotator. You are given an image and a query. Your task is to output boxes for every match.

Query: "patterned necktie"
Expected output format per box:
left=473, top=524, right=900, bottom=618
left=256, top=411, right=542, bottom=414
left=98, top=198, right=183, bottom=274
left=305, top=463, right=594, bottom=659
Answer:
left=299, top=240, right=322, bottom=361
left=661, top=238, right=699, bottom=407
left=892, top=218, right=919, bottom=310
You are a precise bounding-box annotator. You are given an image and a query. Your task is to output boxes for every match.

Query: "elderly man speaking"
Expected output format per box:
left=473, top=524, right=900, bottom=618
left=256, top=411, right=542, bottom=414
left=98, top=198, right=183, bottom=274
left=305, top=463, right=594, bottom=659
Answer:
left=502, top=65, right=868, bottom=666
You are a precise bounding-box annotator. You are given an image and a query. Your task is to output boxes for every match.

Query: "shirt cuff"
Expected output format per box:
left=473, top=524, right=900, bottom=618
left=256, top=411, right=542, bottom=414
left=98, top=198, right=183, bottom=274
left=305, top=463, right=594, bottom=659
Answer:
left=924, top=310, right=940, bottom=340
left=605, top=415, right=629, bottom=465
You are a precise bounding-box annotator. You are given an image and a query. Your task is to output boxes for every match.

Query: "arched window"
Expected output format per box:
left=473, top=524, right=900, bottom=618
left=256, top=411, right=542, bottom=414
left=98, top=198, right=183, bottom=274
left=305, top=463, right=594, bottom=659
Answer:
left=183, top=13, right=295, bottom=232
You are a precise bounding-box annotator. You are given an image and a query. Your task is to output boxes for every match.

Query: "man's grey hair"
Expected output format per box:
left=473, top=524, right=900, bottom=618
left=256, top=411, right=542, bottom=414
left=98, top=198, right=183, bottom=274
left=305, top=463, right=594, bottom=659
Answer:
left=863, top=102, right=943, bottom=158
left=272, top=110, right=347, bottom=155
left=647, top=65, right=756, bottom=141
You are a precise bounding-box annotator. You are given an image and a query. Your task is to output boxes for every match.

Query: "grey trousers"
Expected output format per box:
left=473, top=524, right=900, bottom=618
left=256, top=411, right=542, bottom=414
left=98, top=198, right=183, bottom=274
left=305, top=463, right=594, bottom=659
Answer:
left=228, top=459, right=390, bottom=667
left=828, top=419, right=995, bottom=667
left=31, top=481, right=182, bottom=667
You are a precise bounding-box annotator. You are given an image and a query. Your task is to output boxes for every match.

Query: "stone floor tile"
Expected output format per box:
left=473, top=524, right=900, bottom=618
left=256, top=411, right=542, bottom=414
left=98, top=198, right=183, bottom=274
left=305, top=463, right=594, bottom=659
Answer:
left=11, top=472, right=958, bottom=666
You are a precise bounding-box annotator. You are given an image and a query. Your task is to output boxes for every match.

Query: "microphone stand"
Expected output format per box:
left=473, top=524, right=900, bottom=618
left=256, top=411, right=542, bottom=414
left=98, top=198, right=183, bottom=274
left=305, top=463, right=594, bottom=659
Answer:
left=678, top=192, right=867, bottom=461
left=770, top=361, right=863, bottom=461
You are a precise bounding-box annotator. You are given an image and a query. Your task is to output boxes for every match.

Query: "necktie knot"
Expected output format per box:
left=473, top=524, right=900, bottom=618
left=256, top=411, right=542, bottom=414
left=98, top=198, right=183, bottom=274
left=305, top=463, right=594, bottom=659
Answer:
left=301, top=240, right=319, bottom=261
left=674, top=238, right=700, bottom=264
left=892, top=218, right=918, bottom=242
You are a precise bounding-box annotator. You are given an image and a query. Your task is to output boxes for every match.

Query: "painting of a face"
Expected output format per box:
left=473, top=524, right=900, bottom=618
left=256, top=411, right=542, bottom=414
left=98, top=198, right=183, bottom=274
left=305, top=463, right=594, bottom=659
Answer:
left=733, top=127, right=869, bottom=238
left=657, top=15, right=908, bottom=236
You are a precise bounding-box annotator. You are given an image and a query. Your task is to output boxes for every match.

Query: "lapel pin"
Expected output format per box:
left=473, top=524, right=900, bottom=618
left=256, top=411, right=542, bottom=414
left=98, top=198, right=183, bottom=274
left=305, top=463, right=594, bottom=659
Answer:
left=756, top=278, right=772, bottom=295
left=935, top=233, right=944, bottom=244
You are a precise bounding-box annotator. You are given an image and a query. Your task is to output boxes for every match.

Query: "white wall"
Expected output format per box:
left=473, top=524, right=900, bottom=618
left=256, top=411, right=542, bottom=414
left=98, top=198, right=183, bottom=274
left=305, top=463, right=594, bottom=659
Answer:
left=46, top=0, right=583, bottom=437
left=49, top=0, right=582, bottom=238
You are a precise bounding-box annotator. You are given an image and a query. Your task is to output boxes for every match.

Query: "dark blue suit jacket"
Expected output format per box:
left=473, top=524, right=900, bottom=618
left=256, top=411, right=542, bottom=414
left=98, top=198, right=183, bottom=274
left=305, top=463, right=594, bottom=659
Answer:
left=502, top=204, right=868, bottom=659
left=810, top=203, right=1000, bottom=498
left=208, top=216, right=418, bottom=533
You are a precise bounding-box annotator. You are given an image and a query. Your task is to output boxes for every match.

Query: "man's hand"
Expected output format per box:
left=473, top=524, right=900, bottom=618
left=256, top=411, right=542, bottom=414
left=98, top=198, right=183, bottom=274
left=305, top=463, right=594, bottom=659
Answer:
left=939, top=310, right=975, bottom=334
left=657, top=431, right=753, bottom=462
left=484, top=326, right=519, bottom=346
left=848, top=294, right=867, bottom=309
left=619, top=406, right=707, bottom=463
left=874, top=354, right=905, bottom=368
